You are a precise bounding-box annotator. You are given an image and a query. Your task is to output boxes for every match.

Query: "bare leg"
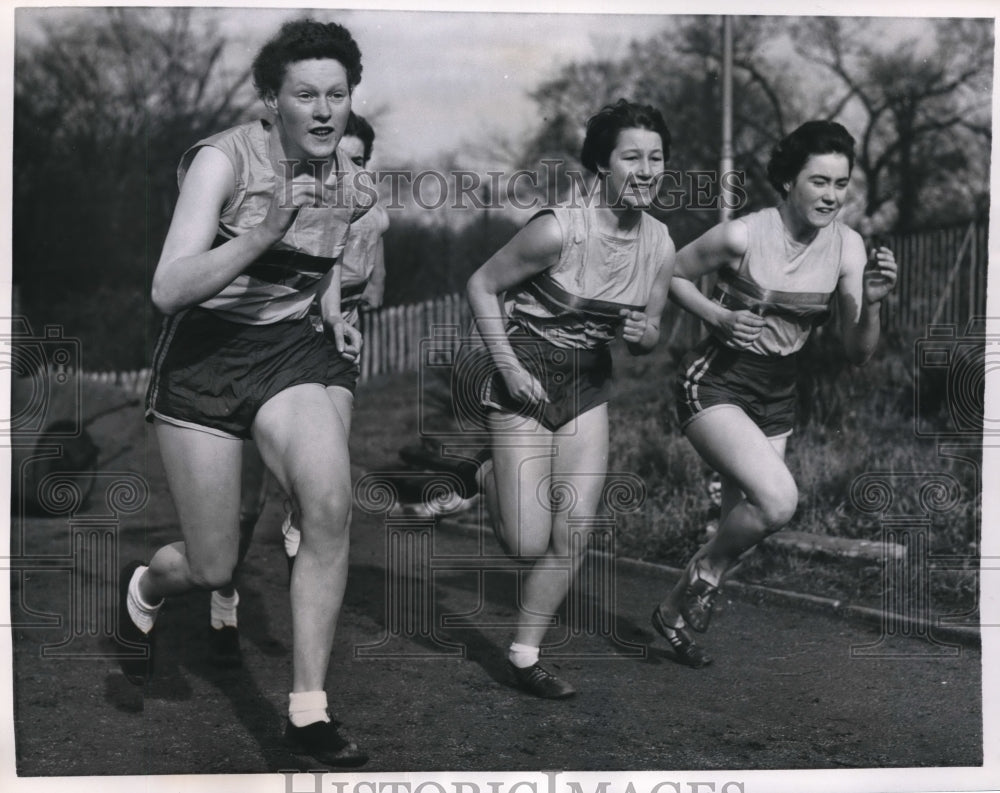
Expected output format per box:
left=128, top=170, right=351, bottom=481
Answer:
left=216, top=440, right=268, bottom=600
left=657, top=406, right=796, bottom=626
left=511, top=405, right=609, bottom=650
left=252, top=383, right=354, bottom=693
left=140, top=423, right=243, bottom=603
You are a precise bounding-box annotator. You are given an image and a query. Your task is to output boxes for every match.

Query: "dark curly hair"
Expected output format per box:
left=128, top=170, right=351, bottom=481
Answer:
left=345, top=112, right=376, bottom=163
left=579, top=99, right=671, bottom=174
left=252, top=18, right=363, bottom=98
left=766, top=120, right=855, bottom=198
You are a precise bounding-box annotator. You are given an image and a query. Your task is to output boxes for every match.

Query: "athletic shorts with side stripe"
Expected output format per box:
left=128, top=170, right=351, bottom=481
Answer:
left=675, top=336, right=799, bottom=440
left=145, top=307, right=359, bottom=440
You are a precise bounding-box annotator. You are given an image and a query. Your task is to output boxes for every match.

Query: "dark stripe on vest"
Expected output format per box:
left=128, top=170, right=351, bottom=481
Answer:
left=340, top=279, right=369, bottom=309
left=212, top=234, right=339, bottom=288
left=523, top=272, right=645, bottom=320
left=713, top=269, right=832, bottom=322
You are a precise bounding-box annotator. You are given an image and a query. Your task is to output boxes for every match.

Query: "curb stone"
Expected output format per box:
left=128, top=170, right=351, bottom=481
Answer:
left=436, top=514, right=981, bottom=650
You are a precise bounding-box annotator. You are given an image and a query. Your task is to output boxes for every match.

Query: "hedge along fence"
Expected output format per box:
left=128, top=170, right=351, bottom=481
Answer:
left=73, top=220, right=986, bottom=393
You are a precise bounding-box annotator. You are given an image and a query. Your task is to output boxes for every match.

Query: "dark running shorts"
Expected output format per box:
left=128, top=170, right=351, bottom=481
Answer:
left=145, top=308, right=359, bottom=440
left=675, top=336, right=799, bottom=439
left=474, top=329, right=613, bottom=432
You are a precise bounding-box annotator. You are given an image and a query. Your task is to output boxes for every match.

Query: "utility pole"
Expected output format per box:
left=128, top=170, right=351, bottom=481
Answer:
left=720, top=14, right=734, bottom=224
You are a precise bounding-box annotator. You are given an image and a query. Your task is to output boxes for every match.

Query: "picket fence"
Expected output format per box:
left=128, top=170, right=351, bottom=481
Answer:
left=76, top=292, right=473, bottom=394
left=75, top=220, right=987, bottom=394
left=880, top=221, right=988, bottom=334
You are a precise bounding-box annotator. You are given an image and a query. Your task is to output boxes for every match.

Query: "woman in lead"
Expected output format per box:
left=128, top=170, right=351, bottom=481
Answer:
left=467, top=99, right=676, bottom=698
left=650, top=120, right=898, bottom=667
left=121, top=19, right=372, bottom=767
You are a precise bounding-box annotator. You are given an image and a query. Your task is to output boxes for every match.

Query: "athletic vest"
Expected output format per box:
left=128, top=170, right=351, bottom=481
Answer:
left=177, top=120, right=376, bottom=324
left=504, top=204, right=672, bottom=349
left=713, top=207, right=850, bottom=356
left=339, top=203, right=390, bottom=326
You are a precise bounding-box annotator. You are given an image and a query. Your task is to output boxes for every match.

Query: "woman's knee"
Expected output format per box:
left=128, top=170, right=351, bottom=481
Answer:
left=756, top=478, right=798, bottom=532
left=187, top=555, right=238, bottom=590
left=297, top=481, right=352, bottom=537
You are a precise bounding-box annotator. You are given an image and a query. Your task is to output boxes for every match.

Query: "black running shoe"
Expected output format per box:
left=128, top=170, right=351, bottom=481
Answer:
left=679, top=562, right=721, bottom=634
left=209, top=625, right=242, bottom=669
left=284, top=719, right=368, bottom=768
left=506, top=661, right=576, bottom=699
left=117, top=560, right=154, bottom=685
left=651, top=607, right=713, bottom=668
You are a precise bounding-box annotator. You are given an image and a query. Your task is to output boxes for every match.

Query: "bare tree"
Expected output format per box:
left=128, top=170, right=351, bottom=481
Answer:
left=14, top=8, right=254, bottom=367
left=792, top=17, right=993, bottom=230
left=522, top=17, right=802, bottom=244
left=520, top=16, right=992, bottom=237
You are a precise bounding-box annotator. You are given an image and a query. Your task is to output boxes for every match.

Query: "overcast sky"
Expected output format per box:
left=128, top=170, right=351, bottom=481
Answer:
left=13, top=2, right=992, bottom=167
left=185, top=6, right=676, bottom=165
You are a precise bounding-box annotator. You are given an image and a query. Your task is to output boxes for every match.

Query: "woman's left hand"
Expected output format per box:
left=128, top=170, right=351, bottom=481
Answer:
left=329, top=318, right=363, bottom=363
left=864, top=246, right=898, bottom=304
left=620, top=309, right=651, bottom=344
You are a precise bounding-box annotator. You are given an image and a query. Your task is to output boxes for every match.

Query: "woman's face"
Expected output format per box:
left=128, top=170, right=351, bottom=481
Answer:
left=268, top=58, right=352, bottom=165
left=784, top=152, right=851, bottom=229
left=339, top=134, right=367, bottom=168
left=602, top=127, right=666, bottom=210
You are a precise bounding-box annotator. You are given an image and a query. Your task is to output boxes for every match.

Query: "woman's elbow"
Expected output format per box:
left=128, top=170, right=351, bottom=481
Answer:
left=150, top=279, right=183, bottom=316
left=466, top=269, right=490, bottom=304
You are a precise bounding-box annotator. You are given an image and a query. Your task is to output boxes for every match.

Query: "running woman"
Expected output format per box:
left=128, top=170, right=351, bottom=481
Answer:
left=650, top=120, right=897, bottom=667
left=279, top=110, right=389, bottom=570
left=122, top=19, right=373, bottom=767
left=467, top=99, right=676, bottom=698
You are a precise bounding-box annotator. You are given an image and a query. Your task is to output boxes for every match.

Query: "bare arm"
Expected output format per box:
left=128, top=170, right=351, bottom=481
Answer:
left=466, top=214, right=563, bottom=405
left=669, top=220, right=766, bottom=349
left=316, top=264, right=363, bottom=363
left=837, top=232, right=898, bottom=365
left=150, top=146, right=310, bottom=316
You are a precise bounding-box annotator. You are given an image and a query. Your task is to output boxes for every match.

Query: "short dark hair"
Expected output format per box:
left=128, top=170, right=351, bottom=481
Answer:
left=252, top=18, right=363, bottom=98
left=766, top=120, right=856, bottom=198
left=579, top=99, right=671, bottom=174
left=344, top=112, right=376, bottom=163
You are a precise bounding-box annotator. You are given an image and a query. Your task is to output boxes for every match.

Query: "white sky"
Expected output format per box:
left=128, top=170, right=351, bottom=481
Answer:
left=11, top=3, right=994, bottom=168
left=201, top=7, right=677, bottom=165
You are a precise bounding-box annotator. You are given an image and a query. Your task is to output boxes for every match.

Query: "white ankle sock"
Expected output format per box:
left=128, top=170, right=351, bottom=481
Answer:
left=289, top=690, right=330, bottom=727
left=282, top=513, right=301, bottom=559
left=210, top=589, right=239, bottom=629
left=508, top=642, right=539, bottom=669
left=475, top=458, right=494, bottom=493
left=126, top=565, right=162, bottom=634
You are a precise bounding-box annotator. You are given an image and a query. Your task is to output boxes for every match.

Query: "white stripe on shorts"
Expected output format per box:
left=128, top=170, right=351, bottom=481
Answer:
left=683, top=344, right=719, bottom=415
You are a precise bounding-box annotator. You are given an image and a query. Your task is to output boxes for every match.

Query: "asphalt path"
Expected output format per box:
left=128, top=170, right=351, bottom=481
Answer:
left=10, top=449, right=982, bottom=777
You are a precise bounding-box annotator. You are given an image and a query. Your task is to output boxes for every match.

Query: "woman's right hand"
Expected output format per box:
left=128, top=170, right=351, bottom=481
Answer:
left=501, top=364, right=550, bottom=405
left=716, top=308, right=765, bottom=349
left=260, top=177, right=328, bottom=240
